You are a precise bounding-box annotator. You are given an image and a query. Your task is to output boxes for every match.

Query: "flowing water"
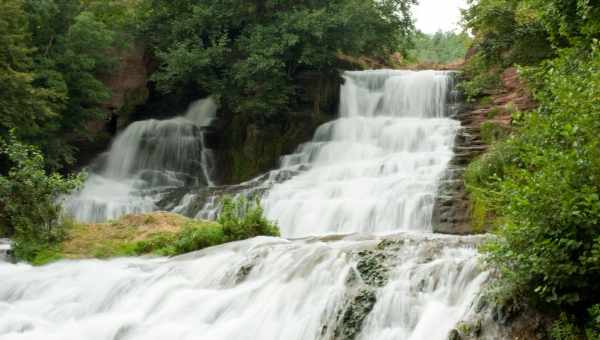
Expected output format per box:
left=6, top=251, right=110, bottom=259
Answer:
left=0, top=234, right=487, bottom=340
left=263, top=70, right=460, bottom=237
left=64, top=99, right=217, bottom=223
left=0, top=71, right=492, bottom=340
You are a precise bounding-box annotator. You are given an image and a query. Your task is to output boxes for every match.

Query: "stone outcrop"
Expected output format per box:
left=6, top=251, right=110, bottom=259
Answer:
left=100, top=43, right=151, bottom=131
left=0, top=238, right=13, bottom=263
left=449, top=292, right=556, bottom=340
left=74, top=44, right=151, bottom=169
left=216, top=72, right=342, bottom=184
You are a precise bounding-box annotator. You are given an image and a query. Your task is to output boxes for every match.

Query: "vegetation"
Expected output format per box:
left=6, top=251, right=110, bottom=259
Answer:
left=406, top=30, right=472, bottom=65
left=0, top=0, right=137, bottom=169
left=0, top=132, right=84, bottom=262
left=462, top=0, right=600, bottom=337
left=139, top=0, right=416, bottom=119
left=27, top=197, right=279, bottom=266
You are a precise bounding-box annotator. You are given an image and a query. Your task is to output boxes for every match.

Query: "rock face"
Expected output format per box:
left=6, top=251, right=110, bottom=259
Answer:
left=216, top=72, right=342, bottom=184
left=432, top=107, right=488, bottom=235
left=433, top=68, right=535, bottom=235
left=449, top=292, right=556, bottom=340
left=100, top=43, right=151, bottom=130
left=75, top=44, right=151, bottom=169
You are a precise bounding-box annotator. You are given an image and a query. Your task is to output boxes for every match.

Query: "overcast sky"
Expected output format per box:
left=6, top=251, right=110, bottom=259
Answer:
left=414, top=0, right=468, bottom=33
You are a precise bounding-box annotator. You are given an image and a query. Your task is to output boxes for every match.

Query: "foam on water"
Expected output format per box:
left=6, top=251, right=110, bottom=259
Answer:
left=0, top=235, right=487, bottom=340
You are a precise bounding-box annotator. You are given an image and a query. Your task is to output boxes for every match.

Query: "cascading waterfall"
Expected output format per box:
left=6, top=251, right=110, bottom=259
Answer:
left=263, top=70, right=460, bottom=237
left=0, top=71, right=494, bottom=340
left=64, top=99, right=217, bottom=223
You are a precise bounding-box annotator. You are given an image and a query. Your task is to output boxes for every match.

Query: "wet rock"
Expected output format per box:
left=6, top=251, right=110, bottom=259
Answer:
left=235, top=264, right=254, bottom=284
left=356, top=251, right=389, bottom=287
left=448, top=329, right=462, bottom=340
left=0, top=239, right=13, bottom=263
left=333, top=289, right=377, bottom=340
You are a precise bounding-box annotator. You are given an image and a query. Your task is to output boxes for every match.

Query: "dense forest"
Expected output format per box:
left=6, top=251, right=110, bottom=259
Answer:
left=2, top=0, right=600, bottom=338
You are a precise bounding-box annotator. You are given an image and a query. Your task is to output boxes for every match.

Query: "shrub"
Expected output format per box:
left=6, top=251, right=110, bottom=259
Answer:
left=473, top=44, right=600, bottom=318
left=480, top=121, right=510, bottom=144
left=0, top=132, right=84, bottom=261
left=135, top=196, right=280, bottom=257
left=218, top=196, right=280, bottom=242
left=459, top=53, right=503, bottom=102
left=172, top=223, right=225, bottom=255
left=550, top=313, right=583, bottom=340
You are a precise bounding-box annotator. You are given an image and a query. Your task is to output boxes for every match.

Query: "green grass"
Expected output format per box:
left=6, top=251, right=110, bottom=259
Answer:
left=24, top=197, right=280, bottom=265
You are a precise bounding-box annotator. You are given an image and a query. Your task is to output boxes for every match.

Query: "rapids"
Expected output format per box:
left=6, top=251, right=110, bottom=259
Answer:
left=0, top=234, right=487, bottom=340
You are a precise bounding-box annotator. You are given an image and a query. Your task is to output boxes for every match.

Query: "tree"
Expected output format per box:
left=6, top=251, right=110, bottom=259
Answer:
left=140, top=0, right=417, bottom=118
left=0, top=0, right=61, bottom=161
left=408, top=30, right=472, bottom=64
left=0, top=131, right=84, bottom=260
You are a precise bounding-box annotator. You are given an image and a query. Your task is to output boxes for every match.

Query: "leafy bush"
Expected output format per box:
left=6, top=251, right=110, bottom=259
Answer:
left=468, top=44, right=600, bottom=325
left=550, top=313, right=583, bottom=340
left=459, top=53, right=502, bottom=102
left=134, top=196, right=280, bottom=256
left=480, top=121, right=510, bottom=145
left=155, top=196, right=279, bottom=256
left=141, top=0, right=417, bottom=118
left=171, top=223, right=225, bottom=255
left=0, top=132, right=84, bottom=261
left=218, top=196, right=280, bottom=242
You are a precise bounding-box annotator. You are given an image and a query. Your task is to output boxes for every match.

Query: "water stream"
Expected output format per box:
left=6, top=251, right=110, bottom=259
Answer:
left=0, top=70, right=491, bottom=340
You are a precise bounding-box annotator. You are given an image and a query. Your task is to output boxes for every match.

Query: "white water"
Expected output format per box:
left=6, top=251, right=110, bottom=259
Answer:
left=0, top=234, right=487, bottom=340
left=64, top=99, right=217, bottom=223
left=0, top=71, right=492, bottom=340
left=263, top=70, right=459, bottom=237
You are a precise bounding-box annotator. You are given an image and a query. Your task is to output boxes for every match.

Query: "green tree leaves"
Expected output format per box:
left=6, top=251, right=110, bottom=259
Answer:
left=142, top=0, right=416, bottom=118
left=0, top=131, right=84, bottom=261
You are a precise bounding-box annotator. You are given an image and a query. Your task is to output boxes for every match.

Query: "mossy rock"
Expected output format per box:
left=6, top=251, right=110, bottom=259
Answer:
left=333, top=289, right=377, bottom=340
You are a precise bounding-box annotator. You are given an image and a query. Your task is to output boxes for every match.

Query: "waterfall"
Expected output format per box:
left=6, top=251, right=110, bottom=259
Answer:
left=0, top=71, right=493, bottom=340
left=64, top=98, right=217, bottom=223
left=263, top=70, right=460, bottom=237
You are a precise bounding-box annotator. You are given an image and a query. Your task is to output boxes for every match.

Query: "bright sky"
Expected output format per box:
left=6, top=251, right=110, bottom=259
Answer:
left=414, top=0, right=468, bottom=34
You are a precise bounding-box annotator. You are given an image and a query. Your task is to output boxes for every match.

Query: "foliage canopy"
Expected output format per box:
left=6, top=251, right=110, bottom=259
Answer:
left=140, top=0, right=416, bottom=118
